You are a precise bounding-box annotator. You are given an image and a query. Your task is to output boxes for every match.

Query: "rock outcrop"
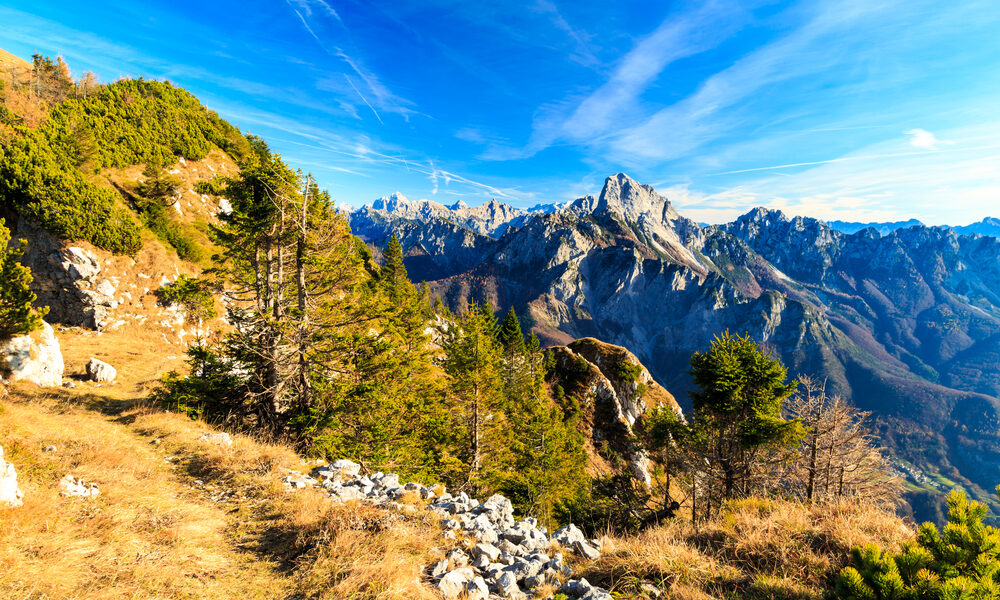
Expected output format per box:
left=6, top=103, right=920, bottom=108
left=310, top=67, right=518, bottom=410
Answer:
left=13, top=219, right=116, bottom=329
left=0, top=446, right=23, bottom=507
left=547, top=338, right=681, bottom=484
left=0, top=321, right=64, bottom=387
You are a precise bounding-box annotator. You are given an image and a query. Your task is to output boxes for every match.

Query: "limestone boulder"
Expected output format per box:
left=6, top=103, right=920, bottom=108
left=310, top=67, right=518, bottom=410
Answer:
left=0, top=446, right=24, bottom=507
left=86, top=357, right=116, bottom=383
left=0, top=321, right=64, bottom=387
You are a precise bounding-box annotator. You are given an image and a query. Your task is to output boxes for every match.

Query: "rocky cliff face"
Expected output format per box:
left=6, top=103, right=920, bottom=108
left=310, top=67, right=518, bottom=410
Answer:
left=356, top=173, right=1000, bottom=519
left=546, top=338, right=681, bottom=485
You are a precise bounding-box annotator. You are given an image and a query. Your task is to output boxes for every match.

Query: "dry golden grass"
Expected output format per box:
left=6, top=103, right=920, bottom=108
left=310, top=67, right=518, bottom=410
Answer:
left=581, top=497, right=913, bottom=600
left=0, top=389, right=286, bottom=599
left=0, top=378, right=448, bottom=600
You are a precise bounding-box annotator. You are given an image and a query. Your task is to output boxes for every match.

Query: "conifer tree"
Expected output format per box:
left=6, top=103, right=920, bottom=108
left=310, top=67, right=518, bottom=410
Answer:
left=0, top=220, right=47, bottom=339
left=496, top=307, right=534, bottom=407
left=836, top=488, right=1000, bottom=600
left=443, top=301, right=505, bottom=486
left=380, top=233, right=408, bottom=299
left=688, top=331, right=803, bottom=506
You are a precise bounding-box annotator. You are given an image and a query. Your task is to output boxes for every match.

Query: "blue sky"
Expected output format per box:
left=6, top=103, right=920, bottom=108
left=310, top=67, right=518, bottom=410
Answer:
left=2, top=0, right=999, bottom=224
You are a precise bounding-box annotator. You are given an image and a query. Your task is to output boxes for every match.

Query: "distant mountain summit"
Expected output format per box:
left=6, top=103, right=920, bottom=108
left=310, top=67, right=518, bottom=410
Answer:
left=354, top=172, right=1000, bottom=520
left=956, top=217, right=1000, bottom=238
left=828, top=216, right=1000, bottom=239
left=827, top=218, right=925, bottom=235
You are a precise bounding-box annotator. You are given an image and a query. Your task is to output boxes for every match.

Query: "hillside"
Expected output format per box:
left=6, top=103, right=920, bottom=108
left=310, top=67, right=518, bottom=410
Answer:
left=0, top=329, right=448, bottom=600
left=0, top=327, right=913, bottom=600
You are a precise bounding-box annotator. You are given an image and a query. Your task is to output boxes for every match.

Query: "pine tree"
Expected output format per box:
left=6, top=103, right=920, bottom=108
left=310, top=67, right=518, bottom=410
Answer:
left=443, top=301, right=505, bottom=487
left=496, top=307, right=533, bottom=408
left=688, top=331, right=803, bottom=506
left=0, top=220, right=47, bottom=339
left=836, top=488, right=1000, bottom=600
left=380, top=233, right=408, bottom=301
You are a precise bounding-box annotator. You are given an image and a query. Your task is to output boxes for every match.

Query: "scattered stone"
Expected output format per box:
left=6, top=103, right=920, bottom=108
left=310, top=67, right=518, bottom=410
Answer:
left=496, top=571, right=523, bottom=599
left=465, top=576, right=490, bottom=600
left=640, top=581, right=664, bottom=598
left=42, top=445, right=57, bottom=453
left=429, top=559, right=449, bottom=579
left=282, top=471, right=317, bottom=490
left=85, top=358, right=117, bottom=383
left=95, top=279, right=116, bottom=298
left=59, top=474, right=100, bottom=498
left=198, top=432, right=232, bottom=447
left=273, top=457, right=604, bottom=598
left=0, top=446, right=24, bottom=507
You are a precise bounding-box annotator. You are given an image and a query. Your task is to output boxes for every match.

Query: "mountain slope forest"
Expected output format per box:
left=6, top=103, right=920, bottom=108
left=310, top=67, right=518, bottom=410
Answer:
left=2, top=50, right=999, bottom=600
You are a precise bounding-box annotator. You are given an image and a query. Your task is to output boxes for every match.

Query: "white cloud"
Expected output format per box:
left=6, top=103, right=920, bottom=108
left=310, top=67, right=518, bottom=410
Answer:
left=904, top=128, right=953, bottom=150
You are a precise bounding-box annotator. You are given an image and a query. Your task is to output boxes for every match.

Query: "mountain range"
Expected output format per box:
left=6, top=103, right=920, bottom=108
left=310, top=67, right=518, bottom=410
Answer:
left=350, top=173, right=1000, bottom=520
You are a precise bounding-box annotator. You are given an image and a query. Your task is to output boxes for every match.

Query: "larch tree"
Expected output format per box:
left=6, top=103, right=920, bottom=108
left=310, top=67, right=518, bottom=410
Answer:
left=783, top=375, right=899, bottom=504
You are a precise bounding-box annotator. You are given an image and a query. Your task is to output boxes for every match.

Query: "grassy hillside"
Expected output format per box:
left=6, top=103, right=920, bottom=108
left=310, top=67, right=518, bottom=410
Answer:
left=0, top=51, right=246, bottom=256
left=0, top=328, right=445, bottom=600
left=0, top=326, right=914, bottom=600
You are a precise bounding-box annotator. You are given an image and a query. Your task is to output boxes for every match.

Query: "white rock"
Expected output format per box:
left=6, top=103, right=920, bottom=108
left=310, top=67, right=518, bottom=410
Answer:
left=95, top=279, right=116, bottom=297
left=465, top=576, right=489, bottom=600
left=86, top=358, right=116, bottom=382
left=199, top=432, right=233, bottom=447
left=62, top=247, right=101, bottom=280
left=0, top=322, right=64, bottom=387
left=437, top=568, right=475, bottom=600
left=331, top=459, right=361, bottom=478
left=0, top=446, right=24, bottom=507
left=59, top=474, right=100, bottom=498
left=218, top=197, right=233, bottom=215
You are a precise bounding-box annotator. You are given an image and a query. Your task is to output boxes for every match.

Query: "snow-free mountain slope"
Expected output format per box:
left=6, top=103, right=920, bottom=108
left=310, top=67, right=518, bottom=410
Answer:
left=356, top=173, right=1000, bottom=520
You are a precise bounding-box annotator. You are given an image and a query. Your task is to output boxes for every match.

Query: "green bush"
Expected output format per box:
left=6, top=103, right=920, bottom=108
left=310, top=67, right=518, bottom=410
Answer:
left=0, top=220, right=48, bottom=339
left=0, top=129, right=143, bottom=254
left=836, top=488, right=1000, bottom=600
left=155, top=274, right=217, bottom=320
left=612, top=359, right=643, bottom=384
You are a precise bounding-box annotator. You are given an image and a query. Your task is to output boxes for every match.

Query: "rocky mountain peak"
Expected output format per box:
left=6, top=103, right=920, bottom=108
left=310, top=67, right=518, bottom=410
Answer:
left=449, top=200, right=468, bottom=211
left=372, top=192, right=410, bottom=211
left=595, top=173, right=680, bottom=225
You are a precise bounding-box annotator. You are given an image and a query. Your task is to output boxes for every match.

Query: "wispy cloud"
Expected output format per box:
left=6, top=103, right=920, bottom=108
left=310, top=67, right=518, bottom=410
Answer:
left=481, top=0, right=749, bottom=160
left=607, top=2, right=900, bottom=162
left=532, top=0, right=598, bottom=67
left=287, top=0, right=340, bottom=20
left=344, top=74, right=384, bottom=124
left=284, top=1, right=416, bottom=122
